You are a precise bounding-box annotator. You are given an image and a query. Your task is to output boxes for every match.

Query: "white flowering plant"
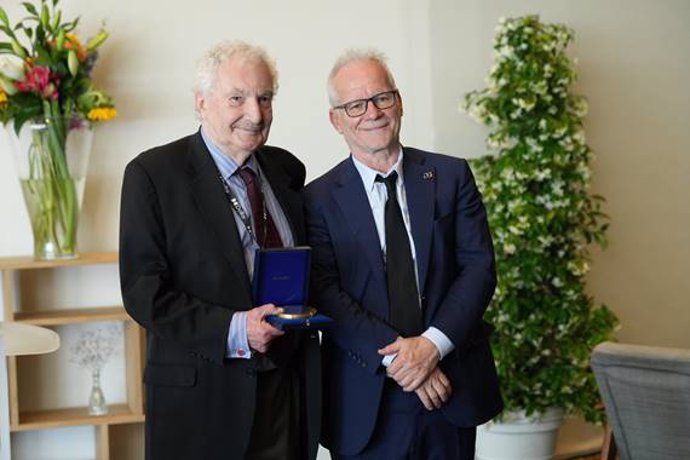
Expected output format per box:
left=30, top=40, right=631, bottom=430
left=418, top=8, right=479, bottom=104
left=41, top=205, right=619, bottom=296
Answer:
left=462, top=15, right=617, bottom=423
left=69, top=322, right=121, bottom=372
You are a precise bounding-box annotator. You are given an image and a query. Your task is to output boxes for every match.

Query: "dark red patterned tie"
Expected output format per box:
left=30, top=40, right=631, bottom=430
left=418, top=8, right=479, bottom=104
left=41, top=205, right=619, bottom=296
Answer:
left=237, top=167, right=283, bottom=248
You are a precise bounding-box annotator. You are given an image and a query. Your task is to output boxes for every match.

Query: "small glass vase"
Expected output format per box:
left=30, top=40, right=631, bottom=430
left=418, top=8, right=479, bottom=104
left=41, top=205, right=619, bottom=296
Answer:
left=88, top=368, right=108, bottom=416
left=5, top=116, right=93, bottom=260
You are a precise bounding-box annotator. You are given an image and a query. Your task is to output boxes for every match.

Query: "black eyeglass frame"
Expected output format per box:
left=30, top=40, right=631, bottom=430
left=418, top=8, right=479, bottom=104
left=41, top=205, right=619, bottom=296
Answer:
left=332, top=90, right=399, bottom=117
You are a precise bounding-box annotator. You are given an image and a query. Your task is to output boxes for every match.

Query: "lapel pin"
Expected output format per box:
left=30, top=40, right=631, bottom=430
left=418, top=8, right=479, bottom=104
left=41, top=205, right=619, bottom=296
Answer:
left=423, top=171, right=434, bottom=180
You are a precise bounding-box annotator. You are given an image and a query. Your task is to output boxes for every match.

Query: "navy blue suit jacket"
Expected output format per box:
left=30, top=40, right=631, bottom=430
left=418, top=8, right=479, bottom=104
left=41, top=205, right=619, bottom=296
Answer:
left=305, top=147, right=503, bottom=455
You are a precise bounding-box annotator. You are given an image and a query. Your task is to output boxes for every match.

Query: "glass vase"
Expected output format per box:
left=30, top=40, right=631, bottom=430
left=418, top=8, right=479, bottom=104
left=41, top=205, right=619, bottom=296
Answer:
left=88, top=368, right=108, bottom=416
left=5, top=116, right=93, bottom=260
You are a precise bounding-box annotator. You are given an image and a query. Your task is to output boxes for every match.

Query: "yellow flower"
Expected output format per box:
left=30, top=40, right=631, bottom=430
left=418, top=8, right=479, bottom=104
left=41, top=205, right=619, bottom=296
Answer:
left=65, top=33, right=83, bottom=48
left=0, top=89, right=7, bottom=104
left=87, top=107, right=118, bottom=121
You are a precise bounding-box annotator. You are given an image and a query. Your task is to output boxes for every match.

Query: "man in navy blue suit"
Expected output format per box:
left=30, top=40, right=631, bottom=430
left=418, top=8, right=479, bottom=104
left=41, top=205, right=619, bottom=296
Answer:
left=304, top=49, right=503, bottom=459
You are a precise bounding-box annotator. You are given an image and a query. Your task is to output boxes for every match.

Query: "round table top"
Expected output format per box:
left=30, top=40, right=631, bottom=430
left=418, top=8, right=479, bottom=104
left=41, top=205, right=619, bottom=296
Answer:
left=0, top=322, right=60, bottom=357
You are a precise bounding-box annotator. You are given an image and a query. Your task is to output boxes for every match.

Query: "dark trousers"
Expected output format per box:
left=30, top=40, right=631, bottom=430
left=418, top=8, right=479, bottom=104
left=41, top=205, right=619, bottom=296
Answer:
left=246, top=365, right=301, bottom=460
left=333, top=381, right=476, bottom=460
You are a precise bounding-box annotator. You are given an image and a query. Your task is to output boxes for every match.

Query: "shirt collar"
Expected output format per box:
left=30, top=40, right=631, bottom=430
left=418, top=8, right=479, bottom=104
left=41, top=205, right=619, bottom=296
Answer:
left=351, top=148, right=405, bottom=193
left=201, top=127, right=258, bottom=179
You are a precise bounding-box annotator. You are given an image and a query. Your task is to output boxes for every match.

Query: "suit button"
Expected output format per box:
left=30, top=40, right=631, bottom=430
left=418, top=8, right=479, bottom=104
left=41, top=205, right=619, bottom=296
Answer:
left=246, top=368, right=257, bottom=377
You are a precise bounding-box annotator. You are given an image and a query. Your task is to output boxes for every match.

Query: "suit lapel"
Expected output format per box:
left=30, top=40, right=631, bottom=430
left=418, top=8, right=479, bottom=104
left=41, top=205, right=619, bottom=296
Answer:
left=187, top=133, right=252, bottom=296
left=333, top=159, right=386, bottom=282
left=403, top=148, right=435, bottom=295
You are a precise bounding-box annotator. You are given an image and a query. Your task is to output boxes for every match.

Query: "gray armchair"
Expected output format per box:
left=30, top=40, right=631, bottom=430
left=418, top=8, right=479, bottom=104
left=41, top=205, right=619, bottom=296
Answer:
left=591, top=341, right=690, bottom=460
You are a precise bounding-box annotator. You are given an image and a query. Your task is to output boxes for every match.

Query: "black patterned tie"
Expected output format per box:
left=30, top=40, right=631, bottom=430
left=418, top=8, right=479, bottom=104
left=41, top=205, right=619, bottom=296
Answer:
left=237, top=167, right=283, bottom=248
left=376, top=171, right=423, bottom=337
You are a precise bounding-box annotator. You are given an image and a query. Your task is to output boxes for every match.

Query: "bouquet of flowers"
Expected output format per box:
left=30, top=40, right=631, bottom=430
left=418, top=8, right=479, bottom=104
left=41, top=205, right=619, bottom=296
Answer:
left=0, top=0, right=116, bottom=129
left=0, top=0, right=116, bottom=259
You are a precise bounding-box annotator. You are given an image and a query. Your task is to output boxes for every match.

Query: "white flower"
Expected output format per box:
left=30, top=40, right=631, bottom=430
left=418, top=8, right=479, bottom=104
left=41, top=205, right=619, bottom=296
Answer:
left=70, top=323, right=122, bottom=372
left=514, top=97, right=536, bottom=111
left=0, top=54, right=25, bottom=81
left=504, top=243, right=517, bottom=255
left=573, top=97, right=589, bottom=117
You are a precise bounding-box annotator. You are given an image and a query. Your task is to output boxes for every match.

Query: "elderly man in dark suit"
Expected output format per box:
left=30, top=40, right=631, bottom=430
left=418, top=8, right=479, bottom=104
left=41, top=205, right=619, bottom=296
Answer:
left=119, top=41, right=320, bottom=460
left=305, top=50, right=503, bottom=459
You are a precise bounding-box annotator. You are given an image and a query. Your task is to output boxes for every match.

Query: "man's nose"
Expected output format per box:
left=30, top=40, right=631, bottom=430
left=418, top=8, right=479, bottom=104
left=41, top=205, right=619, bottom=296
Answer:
left=364, top=100, right=383, bottom=119
left=244, top=98, right=263, bottom=122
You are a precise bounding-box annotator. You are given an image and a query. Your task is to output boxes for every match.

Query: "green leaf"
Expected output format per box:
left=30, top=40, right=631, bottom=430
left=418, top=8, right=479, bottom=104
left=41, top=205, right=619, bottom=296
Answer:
left=40, top=3, right=50, bottom=28
left=13, top=103, right=43, bottom=135
left=0, top=24, right=17, bottom=39
left=55, top=28, right=65, bottom=50
left=35, top=46, right=53, bottom=66
left=10, top=39, right=26, bottom=58
left=21, top=2, right=39, bottom=17
left=0, top=7, right=9, bottom=27
left=51, top=9, right=61, bottom=30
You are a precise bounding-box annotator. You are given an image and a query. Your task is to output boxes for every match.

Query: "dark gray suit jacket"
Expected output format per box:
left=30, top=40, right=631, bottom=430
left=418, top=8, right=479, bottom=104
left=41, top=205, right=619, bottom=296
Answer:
left=119, top=131, right=320, bottom=460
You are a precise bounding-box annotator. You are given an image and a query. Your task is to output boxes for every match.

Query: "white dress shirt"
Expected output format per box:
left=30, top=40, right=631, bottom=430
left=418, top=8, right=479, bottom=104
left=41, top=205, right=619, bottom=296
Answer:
left=351, top=150, right=455, bottom=363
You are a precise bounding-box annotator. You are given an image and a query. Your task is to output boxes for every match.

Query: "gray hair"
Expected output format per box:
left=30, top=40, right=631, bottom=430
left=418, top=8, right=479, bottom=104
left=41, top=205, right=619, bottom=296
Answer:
left=193, top=40, right=279, bottom=97
left=326, top=48, right=397, bottom=106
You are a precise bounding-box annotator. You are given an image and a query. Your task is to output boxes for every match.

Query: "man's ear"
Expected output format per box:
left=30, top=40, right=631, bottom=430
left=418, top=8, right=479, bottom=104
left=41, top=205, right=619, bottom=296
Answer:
left=329, top=109, right=343, bottom=134
left=195, top=93, right=205, bottom=119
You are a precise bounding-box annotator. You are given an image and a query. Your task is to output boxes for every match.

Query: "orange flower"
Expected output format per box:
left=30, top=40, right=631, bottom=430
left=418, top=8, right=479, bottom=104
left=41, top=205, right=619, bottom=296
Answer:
left=64, top=33, right=88, bottom=61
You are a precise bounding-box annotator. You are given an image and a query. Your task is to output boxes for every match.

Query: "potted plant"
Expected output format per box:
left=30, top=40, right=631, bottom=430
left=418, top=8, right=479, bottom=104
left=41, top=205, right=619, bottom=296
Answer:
left=462, top=15, right=618, bottom=458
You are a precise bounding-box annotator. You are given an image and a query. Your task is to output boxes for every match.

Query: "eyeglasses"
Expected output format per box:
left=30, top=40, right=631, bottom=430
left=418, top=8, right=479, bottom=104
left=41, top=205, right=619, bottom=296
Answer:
left=332, top=90, right=399, bottom=117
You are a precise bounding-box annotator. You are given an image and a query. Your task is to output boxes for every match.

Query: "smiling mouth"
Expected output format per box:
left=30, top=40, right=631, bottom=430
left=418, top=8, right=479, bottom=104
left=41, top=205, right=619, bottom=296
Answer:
left=361, top=122, right=389, bottom=131
left=234, top=123, right=265, bottom=132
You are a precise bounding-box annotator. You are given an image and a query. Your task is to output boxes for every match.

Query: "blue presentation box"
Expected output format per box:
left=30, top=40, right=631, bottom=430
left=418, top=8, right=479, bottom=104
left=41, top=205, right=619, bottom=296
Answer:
left=252, top=247, right=333, bottom=330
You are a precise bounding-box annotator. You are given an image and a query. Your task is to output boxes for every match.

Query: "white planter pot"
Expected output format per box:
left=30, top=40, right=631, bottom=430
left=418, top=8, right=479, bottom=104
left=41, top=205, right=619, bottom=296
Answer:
left=475, top=408, right=564, bottom=460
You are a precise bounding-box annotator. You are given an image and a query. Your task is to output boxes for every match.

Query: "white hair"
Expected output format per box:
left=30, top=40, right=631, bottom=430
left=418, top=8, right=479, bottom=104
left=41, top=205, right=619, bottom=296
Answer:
left=193, top=40, right=279, bottom=97
left=326, top=48, right=397, bottom=106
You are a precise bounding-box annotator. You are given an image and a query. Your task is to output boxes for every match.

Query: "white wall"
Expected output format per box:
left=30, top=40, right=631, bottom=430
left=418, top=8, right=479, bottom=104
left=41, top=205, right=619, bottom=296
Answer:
left=427, top=0, right=690, bottom=349
left=1, top=1, right=689, bottom=459
left=0, top=0, right=437, bottom=257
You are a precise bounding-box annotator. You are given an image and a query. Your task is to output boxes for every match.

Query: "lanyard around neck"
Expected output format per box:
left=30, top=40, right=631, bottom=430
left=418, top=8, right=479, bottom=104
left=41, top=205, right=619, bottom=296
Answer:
left=217, top=172, right=269, bottom=246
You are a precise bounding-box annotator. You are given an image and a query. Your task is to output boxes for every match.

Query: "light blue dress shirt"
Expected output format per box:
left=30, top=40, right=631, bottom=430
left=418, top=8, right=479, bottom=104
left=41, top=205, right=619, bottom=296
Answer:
left=351, top=150, right=455, bottom=364
left=201, top=129, right=294, bottom=360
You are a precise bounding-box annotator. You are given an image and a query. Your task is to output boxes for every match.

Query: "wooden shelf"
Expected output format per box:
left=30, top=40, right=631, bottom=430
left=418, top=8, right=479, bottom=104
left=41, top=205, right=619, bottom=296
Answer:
left=14, top=306, right=130, bottom=326
left=12, top=404, right=145, bottom=431
left=1, top=251, right=145, bottom=460
left=0, top=252, right=118, bottom=270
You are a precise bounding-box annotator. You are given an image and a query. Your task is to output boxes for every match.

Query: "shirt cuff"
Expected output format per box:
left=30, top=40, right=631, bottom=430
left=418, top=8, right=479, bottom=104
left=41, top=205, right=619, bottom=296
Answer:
left=422, top=327, right=455, bottom=360
left=226, top=311, right=252, bottom=359
left=381, top=353, right=397, bottom=367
